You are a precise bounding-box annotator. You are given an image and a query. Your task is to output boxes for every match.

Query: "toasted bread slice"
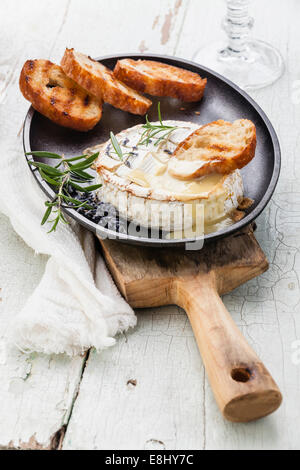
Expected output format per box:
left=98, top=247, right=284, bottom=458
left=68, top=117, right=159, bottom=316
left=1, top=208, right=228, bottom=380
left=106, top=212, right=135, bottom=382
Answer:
left=114, top=59, right=207, bottom=102
left=19, top=60, right=102, bottom=131
left=168, top=119, right=256, bottom=179
left=61, top=49, right=152, bottom=115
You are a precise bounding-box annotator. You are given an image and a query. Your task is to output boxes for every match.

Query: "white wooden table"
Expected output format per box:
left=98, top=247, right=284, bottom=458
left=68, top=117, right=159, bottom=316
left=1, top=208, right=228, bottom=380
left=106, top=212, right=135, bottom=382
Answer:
left=0, top=0, right=299, bottom=450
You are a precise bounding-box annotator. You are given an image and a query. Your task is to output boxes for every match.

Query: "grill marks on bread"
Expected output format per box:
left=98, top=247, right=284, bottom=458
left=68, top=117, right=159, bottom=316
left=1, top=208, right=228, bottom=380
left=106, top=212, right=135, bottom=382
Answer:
left=19, top=59, right=102, bottom=131
left=168, top=119, right=256, bottom=180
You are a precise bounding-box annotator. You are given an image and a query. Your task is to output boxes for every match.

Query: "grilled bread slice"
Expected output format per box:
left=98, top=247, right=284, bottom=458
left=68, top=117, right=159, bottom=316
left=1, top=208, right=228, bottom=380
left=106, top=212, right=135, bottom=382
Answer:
left=19, top=59, right=102, bottom=131
left=61, top=49, right=152, bottom=115
left=168, top=119, right=256, bottom=180
left=114, top=59, right=207, bottom=102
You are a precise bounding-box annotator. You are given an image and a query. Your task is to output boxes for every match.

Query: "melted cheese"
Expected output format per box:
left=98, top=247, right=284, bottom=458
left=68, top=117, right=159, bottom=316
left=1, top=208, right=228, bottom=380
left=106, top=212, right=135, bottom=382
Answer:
left=186, top=174, right=224, bottom=193
left=87, top=121, right=244, bottom=233
left=127, top=169, right=150, bottom=187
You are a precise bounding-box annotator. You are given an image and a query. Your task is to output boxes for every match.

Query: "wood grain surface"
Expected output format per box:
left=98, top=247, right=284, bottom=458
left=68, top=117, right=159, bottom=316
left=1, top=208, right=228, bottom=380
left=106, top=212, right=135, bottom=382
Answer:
left=100, top=228, right=282, bottom=423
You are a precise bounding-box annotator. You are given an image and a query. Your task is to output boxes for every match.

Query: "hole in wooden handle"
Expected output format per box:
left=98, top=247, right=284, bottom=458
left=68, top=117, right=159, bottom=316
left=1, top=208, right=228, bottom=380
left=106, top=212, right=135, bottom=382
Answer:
left=231, top=367, right=252, bottom=383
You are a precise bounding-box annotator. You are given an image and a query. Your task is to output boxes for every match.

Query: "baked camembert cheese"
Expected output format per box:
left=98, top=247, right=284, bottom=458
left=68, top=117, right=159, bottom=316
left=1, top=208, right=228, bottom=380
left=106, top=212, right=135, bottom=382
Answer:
left=86, top=118, right=256, bottom=237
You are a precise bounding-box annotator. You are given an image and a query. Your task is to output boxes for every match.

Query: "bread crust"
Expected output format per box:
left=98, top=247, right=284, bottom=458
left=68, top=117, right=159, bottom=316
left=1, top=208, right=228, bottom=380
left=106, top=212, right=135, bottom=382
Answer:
left=61, top=49, right=152, bottom=115
left=19, top=59, right=102, bottom=131
left=114, top=59, right=207, bottom=102
left=170, top=119, right=256, bottom=179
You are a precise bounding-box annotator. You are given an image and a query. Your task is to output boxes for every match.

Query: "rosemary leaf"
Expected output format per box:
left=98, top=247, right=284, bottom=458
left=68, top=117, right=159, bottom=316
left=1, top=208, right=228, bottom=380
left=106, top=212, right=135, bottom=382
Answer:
left=71, top=169, right=93, bottom=179
left=45, top=201, right=58, bottom=207
left=70, top=181, right=102, bottom=192
left=59, top=212, right=69, bottom=225
left=110, top=132, right=123, bottom=161
left=29, top=161, right=64, bottom=176
left=62, top=195, right=88, bottom=205
left=81, top=184, right=102, bottom=192
left=138, top=102, right=178, bottom=147
left=158, top=101, right=163, bottom=125
left=69, top=161, right=94, bottom=172
left=48, top=216, right=60, bottom=233
left=70, top=174, right=93, bottom=184
left=70, top=152, right=99, bottom=170
left=69, top=181, right=92, bottom=192
left=39, top=169, right=61, bottom=186
left=64, top=154, right=89, bottom=162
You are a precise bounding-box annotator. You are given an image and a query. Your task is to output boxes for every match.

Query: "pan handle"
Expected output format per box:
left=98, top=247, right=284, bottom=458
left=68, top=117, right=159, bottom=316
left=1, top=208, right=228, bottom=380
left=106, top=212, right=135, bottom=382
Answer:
left=173, top=273, right=282, bottom=422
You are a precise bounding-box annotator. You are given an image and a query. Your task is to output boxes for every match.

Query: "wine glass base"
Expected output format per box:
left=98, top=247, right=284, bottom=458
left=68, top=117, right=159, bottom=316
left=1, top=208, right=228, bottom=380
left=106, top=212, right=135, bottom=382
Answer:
left=193, top=39, right=284, bottom=91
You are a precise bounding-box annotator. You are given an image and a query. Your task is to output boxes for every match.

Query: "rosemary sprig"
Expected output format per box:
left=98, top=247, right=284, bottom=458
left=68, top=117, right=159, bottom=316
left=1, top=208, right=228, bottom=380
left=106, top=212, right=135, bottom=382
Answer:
left=26, top=151, right=102, bottom=232
left=138, top=102, right=178, bottom=147
left=108, top=103, right=178, bottom=161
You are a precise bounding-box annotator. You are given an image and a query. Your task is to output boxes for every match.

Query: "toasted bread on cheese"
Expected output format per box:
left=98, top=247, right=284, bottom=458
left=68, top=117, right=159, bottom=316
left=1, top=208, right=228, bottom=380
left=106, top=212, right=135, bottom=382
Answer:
left=168, top=119, right=256, bottom=180
left=19, top=59, right=102, bottom=131
left=61, top=49, right=152, bottom=115
left=114, top=59, right=207, bottom=102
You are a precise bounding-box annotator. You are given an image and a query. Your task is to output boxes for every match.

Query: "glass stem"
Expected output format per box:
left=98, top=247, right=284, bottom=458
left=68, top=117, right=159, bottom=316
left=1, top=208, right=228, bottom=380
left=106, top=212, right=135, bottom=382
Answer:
left=221, top=0, right=254, bottom=58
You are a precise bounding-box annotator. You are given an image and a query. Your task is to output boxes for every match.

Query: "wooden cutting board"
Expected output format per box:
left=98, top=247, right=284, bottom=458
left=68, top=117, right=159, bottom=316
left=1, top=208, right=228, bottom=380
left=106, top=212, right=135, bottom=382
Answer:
left=98, top=226, right=282, bottom=423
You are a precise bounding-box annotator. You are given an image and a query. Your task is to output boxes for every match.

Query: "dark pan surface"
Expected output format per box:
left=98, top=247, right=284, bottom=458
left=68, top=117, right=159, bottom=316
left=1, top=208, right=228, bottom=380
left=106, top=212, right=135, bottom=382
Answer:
left=23, top=53, right=281, bottom=247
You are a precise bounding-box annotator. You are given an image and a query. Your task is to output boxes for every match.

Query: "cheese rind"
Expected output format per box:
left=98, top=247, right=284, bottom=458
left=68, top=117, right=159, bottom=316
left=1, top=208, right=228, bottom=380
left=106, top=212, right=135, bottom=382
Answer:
left=86, top=121, right=244, bottom=232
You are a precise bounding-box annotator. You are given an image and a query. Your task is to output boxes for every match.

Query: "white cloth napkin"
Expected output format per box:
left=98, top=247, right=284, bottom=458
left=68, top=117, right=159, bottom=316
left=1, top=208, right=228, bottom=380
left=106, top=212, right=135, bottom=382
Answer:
left=0, top=136, right=136, bottom=356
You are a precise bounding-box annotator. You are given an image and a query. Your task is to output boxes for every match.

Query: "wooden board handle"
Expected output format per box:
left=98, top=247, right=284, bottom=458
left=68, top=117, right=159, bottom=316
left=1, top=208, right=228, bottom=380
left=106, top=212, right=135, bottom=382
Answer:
left=174, top=274, right=282, bottom=422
